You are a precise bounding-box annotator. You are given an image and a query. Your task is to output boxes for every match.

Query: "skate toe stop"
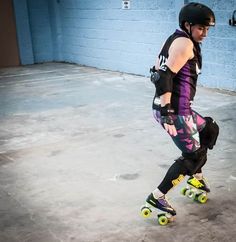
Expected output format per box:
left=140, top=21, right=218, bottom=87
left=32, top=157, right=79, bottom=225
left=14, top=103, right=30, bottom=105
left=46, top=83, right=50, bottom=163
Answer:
left=168, top=215, right=176, bottom=222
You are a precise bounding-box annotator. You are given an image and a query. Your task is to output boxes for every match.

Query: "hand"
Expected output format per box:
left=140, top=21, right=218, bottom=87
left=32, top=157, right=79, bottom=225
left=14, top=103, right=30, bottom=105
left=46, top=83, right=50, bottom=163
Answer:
left=163, top=123, right=177, bottom=137
left=160, top=104, right=177, bottom=137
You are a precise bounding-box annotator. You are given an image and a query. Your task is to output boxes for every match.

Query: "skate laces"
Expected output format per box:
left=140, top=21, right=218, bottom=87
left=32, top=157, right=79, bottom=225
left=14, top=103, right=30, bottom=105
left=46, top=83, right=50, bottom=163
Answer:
left=159, top=195, right=173, bottom=208
left=199, top=177, right=210, bottom=187
left=188, top=177, right=204, bottom=188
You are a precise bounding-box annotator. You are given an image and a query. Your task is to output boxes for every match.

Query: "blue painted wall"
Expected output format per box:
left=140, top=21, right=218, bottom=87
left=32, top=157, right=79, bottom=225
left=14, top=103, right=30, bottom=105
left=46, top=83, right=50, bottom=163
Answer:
left=13, top=0, right=34, bottom=64
left=195, top=0, right=236, bottom=90
left=27, top=0, right=54, bottom=62
left=59, top=0, right=177, bottom=75
left=13, top=0, right=236, bottom=91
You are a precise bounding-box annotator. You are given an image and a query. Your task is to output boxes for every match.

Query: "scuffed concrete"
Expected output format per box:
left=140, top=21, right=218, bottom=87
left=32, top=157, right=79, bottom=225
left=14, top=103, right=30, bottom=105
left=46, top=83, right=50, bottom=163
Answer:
left=0, top=63, right=236, bottom=242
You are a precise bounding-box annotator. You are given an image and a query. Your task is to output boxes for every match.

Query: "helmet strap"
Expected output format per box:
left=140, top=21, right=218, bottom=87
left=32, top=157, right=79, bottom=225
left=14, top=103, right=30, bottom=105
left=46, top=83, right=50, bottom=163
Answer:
left=182, top=22, right=195, bottom=43
left=189, top=24, right=193, bottom=36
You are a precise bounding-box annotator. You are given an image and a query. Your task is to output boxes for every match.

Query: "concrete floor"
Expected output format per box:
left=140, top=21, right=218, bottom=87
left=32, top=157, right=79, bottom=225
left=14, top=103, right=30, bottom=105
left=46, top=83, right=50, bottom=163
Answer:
left=0, top=63, right=236, bottom=242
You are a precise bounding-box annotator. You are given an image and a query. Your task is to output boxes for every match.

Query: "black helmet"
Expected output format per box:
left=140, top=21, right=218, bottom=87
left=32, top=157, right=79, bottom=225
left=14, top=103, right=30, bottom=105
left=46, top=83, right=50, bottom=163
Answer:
left=179, top=2, right=215, bottom=29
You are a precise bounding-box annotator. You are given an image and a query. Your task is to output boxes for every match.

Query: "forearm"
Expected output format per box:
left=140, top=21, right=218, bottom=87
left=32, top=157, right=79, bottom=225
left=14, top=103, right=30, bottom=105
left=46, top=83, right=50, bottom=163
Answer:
left=150, top=67, right=176, bottom=136
left=160, top=92, right=172, bottom=107
left=159, top=92, right=176, bottom=136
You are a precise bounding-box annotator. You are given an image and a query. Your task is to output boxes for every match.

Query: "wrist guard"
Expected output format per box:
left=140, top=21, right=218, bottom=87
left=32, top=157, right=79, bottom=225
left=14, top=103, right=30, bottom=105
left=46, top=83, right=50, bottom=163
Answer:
left=160, top=104, right=175, bottom=125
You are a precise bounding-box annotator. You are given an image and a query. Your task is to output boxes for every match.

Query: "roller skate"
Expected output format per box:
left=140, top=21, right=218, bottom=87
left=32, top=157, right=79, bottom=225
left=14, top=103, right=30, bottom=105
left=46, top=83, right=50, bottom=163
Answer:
left=140, top=193, right=176, bottom=225
left=181, top=176, right=210, bottom=203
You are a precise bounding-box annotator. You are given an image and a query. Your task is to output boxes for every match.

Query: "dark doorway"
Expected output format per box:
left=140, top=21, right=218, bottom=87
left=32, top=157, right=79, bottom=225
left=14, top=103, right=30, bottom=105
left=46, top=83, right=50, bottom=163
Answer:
left=0, top=0, right=20, bottom=67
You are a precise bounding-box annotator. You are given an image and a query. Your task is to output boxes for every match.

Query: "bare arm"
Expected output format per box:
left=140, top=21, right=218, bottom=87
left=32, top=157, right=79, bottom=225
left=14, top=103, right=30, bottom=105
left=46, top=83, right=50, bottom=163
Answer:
left=157, top=37, right=193, bottom=136
left=160, top=37, right=194, bottom=107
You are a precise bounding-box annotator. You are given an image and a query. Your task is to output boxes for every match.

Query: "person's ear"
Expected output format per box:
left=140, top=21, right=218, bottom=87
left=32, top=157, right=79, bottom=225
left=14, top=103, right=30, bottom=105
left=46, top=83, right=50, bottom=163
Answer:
left=184, top=22, right=190, bottom=32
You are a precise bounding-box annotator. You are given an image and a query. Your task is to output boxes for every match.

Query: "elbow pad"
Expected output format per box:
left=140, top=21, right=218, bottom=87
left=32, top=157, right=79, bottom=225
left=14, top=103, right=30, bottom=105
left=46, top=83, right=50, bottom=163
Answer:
left=150, top=64, right=176, bottom=96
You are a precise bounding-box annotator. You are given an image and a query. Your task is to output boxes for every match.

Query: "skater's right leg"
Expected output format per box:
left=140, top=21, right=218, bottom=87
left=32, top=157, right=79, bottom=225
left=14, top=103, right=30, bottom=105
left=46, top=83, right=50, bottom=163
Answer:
left=147, top=147, right=208, bottom=212
left=157, top=157, right=188, bottom=194
left=146, top=157, right=189, bottom=216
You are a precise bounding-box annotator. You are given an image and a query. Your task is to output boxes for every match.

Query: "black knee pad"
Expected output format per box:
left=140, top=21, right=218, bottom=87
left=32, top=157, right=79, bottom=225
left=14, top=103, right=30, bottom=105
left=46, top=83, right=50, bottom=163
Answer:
left=180, top=148, right=207, bottom=176
left=200, top=117, right=219, bottom=149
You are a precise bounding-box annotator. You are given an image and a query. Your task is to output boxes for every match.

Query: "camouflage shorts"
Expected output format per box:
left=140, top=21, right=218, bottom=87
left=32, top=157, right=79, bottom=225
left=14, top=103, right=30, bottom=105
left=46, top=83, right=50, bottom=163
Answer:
left=153, top=109, right=206, bottom=153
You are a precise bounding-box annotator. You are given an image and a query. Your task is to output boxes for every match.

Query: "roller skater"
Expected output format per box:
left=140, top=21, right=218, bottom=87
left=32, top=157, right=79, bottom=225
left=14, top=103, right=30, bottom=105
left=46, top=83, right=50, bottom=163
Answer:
left=141, top=2, right=219, bottom=225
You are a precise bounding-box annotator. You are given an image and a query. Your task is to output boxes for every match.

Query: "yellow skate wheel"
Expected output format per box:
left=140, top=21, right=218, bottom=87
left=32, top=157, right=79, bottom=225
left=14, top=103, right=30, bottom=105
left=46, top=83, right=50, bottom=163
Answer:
left=141, top=207, right=152, bottom=218
left=158, top=215, right=168, bottom=226
left=180, top=187, right=187, bottom=195
left=185, top=189, right=195, bottom=199
left=198, top=194, right=208, bottom=204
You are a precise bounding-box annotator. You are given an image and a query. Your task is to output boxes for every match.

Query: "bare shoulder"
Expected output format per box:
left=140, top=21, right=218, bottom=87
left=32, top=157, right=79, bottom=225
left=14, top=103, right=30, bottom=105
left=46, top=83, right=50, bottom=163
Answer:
left=169, top=37, right=193, bottom=58
left=166, top=37, right=194, bottom=72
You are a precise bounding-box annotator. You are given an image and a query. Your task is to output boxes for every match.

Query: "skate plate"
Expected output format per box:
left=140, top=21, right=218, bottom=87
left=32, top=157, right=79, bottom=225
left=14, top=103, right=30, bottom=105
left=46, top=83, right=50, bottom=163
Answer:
left=140, top=203, right=175, bottom=225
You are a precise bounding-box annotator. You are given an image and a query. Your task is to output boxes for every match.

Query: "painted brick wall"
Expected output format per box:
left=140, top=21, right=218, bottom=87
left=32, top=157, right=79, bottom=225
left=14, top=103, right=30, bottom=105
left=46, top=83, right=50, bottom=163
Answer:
left=13, top=0, right=34, bottom=64
left=194, top=0, right=236, bottom=90
left=27, top=0, right=54, bottom=62
left=13, top=0, right=236, bottom=91
left=59, top=0, right=178, bottom=75
left=48, top=0, right=63, bottom=62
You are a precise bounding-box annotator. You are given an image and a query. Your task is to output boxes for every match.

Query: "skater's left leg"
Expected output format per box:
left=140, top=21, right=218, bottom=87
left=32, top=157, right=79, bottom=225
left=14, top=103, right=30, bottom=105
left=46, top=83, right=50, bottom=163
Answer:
left=190, top=167, right=210, bottom=192
left=199, top=116, right=219, bottom=150
left=187, top=175, right=211, bottom=192
left=187, top=161, right=212, bottom=192
left=187, top=112, right=219, bottom=192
